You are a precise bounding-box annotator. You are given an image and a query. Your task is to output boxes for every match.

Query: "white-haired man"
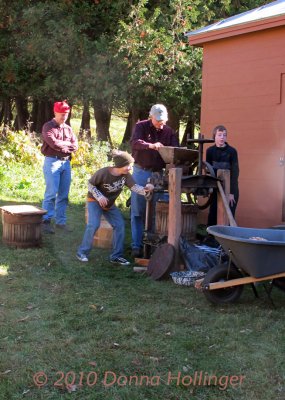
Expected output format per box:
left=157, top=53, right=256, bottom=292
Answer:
left=130, top=104, right=179, bottom=257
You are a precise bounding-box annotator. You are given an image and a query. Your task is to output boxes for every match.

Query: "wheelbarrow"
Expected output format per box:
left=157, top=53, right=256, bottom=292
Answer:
left=199, top=225, right=285, bottom=304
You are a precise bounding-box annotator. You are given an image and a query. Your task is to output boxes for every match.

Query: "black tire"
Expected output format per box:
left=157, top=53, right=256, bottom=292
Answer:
left=203, top=264, right=244, bottom=304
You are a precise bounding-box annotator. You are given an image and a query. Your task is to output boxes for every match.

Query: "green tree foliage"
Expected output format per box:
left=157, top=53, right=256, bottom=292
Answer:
left=115, top=0, right=205, bottom=132
left=114, top=0, right=270, bottom=136
left=0, top=0, right=272, bottom=137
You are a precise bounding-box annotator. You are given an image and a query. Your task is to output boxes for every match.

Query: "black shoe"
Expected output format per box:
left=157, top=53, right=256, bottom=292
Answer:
left=42, top=220, right=55, bottom=234
left=131, top=248, right=143, bottom=258
left=110, top=257, right=130, bottom=266
left=55, top=224, right=73, bottom=232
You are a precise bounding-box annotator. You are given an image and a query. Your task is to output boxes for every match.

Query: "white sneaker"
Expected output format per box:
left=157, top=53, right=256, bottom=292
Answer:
left=76, top=253, right=89, bottom=262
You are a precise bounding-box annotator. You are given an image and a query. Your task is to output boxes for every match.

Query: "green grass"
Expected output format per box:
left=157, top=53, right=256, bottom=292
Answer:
left=70, top=115, right=128, bottom=148
left=0, top=125, right=285, bottom=399
left=1, top=207, right=285, bottom=400
left=1, top=203, right=285, bottom=400
left=70, top=114, right=186, bottom=147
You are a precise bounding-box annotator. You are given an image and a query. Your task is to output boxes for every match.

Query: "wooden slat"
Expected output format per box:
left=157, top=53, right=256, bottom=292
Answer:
left=217, top=179, right=237, bottom=227
left=168, top=168, right=182, bottom=269
left=134, top=258, right=149, bottom=266
left=206, top=271, right=285, bottom=290
left=217, top=169, right=230, bottom=226
left=133, top=266, right=148, bottom=273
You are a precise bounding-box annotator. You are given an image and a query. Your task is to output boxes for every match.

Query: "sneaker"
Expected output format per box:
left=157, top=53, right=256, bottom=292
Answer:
left=110, top=257, right=130, bottom=266
left=42, top=220, right=55, bottom=234
left=76, top=253, right=89, bottom=262
left=56, top=224, right=73, bottom=232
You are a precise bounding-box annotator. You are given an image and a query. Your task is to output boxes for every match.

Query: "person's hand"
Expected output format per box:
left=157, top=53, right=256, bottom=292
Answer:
left=149, top=142, right=164, bottom=150
left=144, top=183, right=154, bottom=192
left=68, top=144, right=77, bottom=152
left=61, top=145, right=72, bottom=153
left=98, top=196, right=109, bottom=208
left=228, top=194, right=235, bottom=207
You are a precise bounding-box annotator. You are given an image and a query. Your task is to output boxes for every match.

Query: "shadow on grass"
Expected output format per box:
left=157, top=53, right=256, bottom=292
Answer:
left=1, top=200, right=285, bottom=399
left=0, top=198, right=133, bottom=278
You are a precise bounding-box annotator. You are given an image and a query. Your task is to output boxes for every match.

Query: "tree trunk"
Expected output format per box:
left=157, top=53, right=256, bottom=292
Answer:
left=14, top=96, right=30, bottom=131
left=167, top=109, right=179, bottom=133
left=0, top=101, right=4, bottom=125
left=2, top=98, right=13, bottom=127
left=66, top=104, right=72, bottom=127
left=30, top=99, right=39, bottom=133
left=31, top=99, right=53, bottom=134
left=122, top=108, right=140, bottom=143
left=167, top=109, right=180, bottom=144
left=92, top=98, right=112, bottom=145
left=0, top=98, right=13, bottom=135
left=122, top=112, right=132, bottom=144
left=122, top=107, right=149, bottom=143
left=79, top=100, right=91, bottom=139
left=181, top=115, right=195, bottom=145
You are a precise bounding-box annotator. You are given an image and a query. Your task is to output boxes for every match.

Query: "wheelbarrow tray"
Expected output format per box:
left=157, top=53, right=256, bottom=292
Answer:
left=207, top=225, right=285, bottom=278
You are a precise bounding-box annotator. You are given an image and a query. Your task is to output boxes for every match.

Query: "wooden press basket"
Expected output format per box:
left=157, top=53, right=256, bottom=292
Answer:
left=155, top=201, right=198, bottom=241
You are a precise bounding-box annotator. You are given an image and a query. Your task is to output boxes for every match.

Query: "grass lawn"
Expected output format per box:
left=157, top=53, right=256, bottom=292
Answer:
left=70, top=115, right=128, bottom=148
left=0, top=196, right=285, bottom=399
left=0, top=123, right=284, bottom=399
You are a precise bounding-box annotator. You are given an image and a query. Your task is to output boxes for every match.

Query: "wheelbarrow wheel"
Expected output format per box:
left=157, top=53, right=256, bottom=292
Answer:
left=203, top=264, right=244, bottom=304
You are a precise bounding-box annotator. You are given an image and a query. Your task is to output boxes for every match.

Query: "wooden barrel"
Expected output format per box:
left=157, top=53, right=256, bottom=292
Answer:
left=85, top=207, right=113, bottom=249
left=1, top=205, right=47, bottom=248
left=155, top=201, right=198, bottom=241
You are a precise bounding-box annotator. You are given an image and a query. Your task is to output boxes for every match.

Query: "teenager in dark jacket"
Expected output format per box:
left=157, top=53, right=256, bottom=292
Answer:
left=206, top=125, right=239, bottom=226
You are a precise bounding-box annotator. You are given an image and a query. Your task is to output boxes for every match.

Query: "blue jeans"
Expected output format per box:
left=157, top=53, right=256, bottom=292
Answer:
left=131, top=166, right=168, bottom=250
left=42, top=157, right=71, bottom=224
left=77, top=201, right=125, bottom=260
left=131, top=166, right=152, bottom=250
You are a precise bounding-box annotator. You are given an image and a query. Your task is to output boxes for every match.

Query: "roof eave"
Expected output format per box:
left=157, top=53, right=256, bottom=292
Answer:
left=187, top=14, right=285, bottom=47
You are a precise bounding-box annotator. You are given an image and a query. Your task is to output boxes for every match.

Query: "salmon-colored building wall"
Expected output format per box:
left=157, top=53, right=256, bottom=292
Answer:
left=199, top=26, right=285, bottom=228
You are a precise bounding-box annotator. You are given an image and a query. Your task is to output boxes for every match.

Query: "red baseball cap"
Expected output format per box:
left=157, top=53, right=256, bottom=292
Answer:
left=53, top=101, right=70, bottom=113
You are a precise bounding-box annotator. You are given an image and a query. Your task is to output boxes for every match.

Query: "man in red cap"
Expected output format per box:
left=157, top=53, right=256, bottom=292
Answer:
left=41, top=101, right=78, bottom=233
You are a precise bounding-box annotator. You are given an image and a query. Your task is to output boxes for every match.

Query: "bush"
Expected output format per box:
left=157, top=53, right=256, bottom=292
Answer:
left=72, top=140, right=111, bottom=172
left=0, top=128, right=43, bottom=166
left=0, top=126, right=131, bottom=208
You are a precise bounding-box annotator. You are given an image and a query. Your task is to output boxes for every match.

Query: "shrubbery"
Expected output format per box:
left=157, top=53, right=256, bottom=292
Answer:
left=0, top=128, right=43, bottom=166
left=0, top=127, right=124, bottom=205
left=0, top=127, right=112, bottom=170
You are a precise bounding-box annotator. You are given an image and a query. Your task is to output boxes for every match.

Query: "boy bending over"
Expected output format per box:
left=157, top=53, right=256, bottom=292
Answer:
left=76, top=150, right=153, bottom=265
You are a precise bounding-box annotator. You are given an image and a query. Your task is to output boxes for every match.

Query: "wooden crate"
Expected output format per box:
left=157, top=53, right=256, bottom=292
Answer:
left=85, top=207, right=113, bottom=249
left=93, top=217, right=113, bottom=249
